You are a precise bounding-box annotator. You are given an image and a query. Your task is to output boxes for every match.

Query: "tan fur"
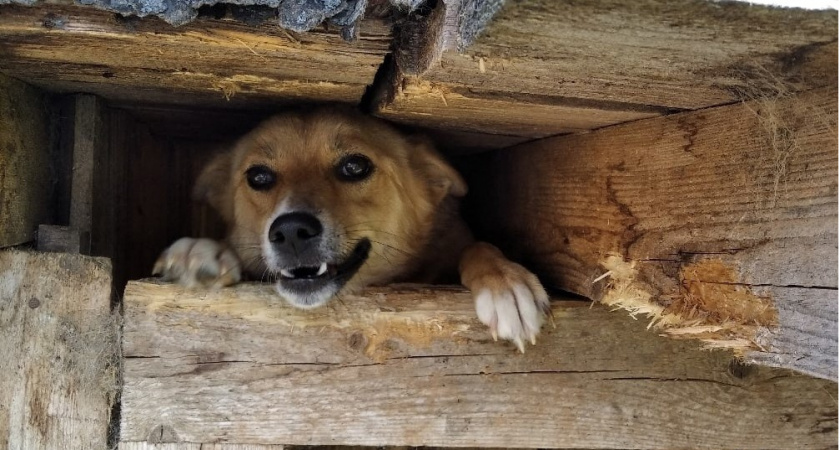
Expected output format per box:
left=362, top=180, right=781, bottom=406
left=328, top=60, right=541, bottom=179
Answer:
left=157, top=106, right=550, bottom=350
left=195, top=107, right=469, bottom=289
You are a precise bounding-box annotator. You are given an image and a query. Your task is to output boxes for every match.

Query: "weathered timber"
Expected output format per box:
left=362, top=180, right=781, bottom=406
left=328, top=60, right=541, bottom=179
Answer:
left=69, top=95, right=108, bottom=254
left=0, top=3, right=391, bottom=108
left=120, top=281, right=837, bottom=449
left=36, top=224, right=82, bottom=253
left=0, top=249, right=115, bottom=450
left=377, top=0, right=837, bottom=138
left=0, top=74, right=51, bottom=247
left=464, top=86, right=838, bottom=380
left=120, top=443, right=284, bottom=450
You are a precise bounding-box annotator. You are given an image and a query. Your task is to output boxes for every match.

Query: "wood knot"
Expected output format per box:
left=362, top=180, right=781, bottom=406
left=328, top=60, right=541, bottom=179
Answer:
left=728, top=358, right=756, bottom=379
left=348, top=331, right=368, bottom=351
left=147, top=424, right=178, bottom=443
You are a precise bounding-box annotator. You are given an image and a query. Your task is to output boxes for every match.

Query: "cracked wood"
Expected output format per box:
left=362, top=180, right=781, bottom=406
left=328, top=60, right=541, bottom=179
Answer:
left=120, top=281, right=836, bottom=448
left=0, top=2, right=391, bottom=108
left=375, top=0, right=837, bottom=138
left=465, top=86, right=838, bottom=379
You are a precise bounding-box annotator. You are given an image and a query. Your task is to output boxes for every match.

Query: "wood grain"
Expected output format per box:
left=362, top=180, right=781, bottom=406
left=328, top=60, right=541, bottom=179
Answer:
left=377, top=0, right=837, bottom=138
left=0, top=3, right=391, bottom=108
left=465, top=86, right=838, bottom=379
left=0, top=74, right=51, bottom=247
left=36, top=224, right=82, bottom=253
left=69, top=95, right=108, bottom=255
left=0, top=249, right=114, bottom=450
left=121, top=281, right=837, bottom=449
left=120, top=443, right=284, bottom=450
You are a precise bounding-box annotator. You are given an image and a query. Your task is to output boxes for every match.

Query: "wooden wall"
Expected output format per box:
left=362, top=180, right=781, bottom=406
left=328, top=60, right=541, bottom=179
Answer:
left=0, top=74, right=52, bottom=247
left=462, top=85, right=838, bottom=380
left=119, top=281, right=838, bottom=449
left=0, top=250, right=116, bottom=449
left=0, top=0, right=836, bottom=149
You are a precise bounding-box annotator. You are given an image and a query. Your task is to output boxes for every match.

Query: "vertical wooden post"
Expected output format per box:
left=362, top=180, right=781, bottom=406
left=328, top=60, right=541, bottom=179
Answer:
left=0, top=249, right=116, bottom=449
left=69, top=95, right=109, bottom=254
left=0, top=75, right=51, bottom=247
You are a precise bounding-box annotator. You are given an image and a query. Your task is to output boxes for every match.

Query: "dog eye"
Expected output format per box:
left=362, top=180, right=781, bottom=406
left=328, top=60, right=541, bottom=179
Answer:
left=245, top=165, right=277, bottom=191
left=336, top=154, right=373, bottom=182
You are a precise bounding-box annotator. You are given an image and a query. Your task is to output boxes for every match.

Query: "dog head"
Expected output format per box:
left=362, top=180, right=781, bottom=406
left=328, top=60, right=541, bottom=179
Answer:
left=195, top=107, right=466, bottom=308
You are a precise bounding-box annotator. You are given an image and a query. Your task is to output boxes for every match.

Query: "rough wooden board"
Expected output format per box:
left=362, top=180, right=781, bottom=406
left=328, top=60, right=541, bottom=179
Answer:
left=0, top=74, right=51, bottom=247
left=121, top=281, right=837, bottom=449
left=106, top=107, right=132, bottom=291
left=377, top=0, right=837, bottom=137
left=36, top=224, right=82, bottom=253
left=378, top=77, right=664, bottom=137
left=115, top=103, right=532, bottom=153
left=69, top=95, right=107, bottom=254
left=0, top=3, right=391, bottom=107
left=464, top=86, right=838, bottom=379
left=120, top=444, right=284, bottom=450
left=124, top=120, right=180, bottom=283
left=0, top=249, right=114, bottom=450
left=749, top=287, right=838, bottom=381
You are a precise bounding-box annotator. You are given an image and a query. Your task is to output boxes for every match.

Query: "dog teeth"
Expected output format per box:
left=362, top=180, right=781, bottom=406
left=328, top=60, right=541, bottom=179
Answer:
left=280, top=263, right=328, bottom=279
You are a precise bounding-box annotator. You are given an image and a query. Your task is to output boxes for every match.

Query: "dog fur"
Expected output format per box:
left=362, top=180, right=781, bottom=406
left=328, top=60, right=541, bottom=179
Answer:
left=154, top=107, right=549, bottom=351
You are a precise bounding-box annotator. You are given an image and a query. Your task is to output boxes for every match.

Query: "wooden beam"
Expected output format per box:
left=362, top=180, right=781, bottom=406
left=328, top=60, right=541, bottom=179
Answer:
left=0, top=249, right=115, bottom=449
left=121, top=281, right=836, bottom=449
left=36, top=224, right=82, bottom=253
left=376, top=0, right=837, bottom=137
left=69, top=95, right=108, bottom=254
left=0, top=3, right=391, bottom=108
left=464, top=86, right=838, bottom=379
left=0, top=74, right=51, bottom=247
left=66, top=94, right=131, bottom=290
left=120, top=444, right=284, bottom=450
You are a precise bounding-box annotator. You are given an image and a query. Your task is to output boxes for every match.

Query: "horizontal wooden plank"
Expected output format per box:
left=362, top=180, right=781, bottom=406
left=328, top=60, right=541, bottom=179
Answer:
left=378, top=78, right=663, bottom=138
left=36, top=224, right=82, bottom=253
left=464, top=86, right=838, bottom=379
left=0, top=3, right=391, bottom=107
left=120, top=443, right=283, bottom=450
left=377, top=0, right=837, bottom=137
left=0, top=249, right=115, bottom=449
left=0, top=74, right=51, bottom=247
left=121, top=281, right=836, bottom=449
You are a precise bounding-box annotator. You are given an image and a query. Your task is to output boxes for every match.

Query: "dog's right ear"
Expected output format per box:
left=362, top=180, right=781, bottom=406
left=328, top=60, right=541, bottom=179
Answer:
left=193, top=151, right=234, bottom=222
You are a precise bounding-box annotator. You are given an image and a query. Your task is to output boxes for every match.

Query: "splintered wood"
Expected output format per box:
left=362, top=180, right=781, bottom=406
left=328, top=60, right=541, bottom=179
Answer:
left=0, top=3, right=391, bottom=108
left=375, top=0, right=837, bottom=139
left=466, top=86, right=838, bottom=380
left=120, top=281, right=836, bottom=449
left=0, top=249, right=116, bottom=450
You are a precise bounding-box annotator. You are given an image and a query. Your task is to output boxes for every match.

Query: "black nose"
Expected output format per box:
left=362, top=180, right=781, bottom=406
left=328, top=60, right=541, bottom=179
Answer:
left=268, top=212, right=323, bottom=251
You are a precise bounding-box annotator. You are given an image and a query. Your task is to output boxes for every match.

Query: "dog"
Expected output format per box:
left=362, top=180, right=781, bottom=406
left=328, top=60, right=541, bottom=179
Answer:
left=153, top=107, right=550, bottom=351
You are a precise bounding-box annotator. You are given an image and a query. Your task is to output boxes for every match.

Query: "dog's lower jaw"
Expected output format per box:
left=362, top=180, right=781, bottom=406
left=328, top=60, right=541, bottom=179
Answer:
left=274, top=281, right=340, bottom=309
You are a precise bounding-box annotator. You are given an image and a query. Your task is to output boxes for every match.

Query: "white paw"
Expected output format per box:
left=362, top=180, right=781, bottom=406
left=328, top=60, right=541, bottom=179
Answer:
left=472, top=264, right=551, bottom=352
left=153, top=238, right=241, bottom=288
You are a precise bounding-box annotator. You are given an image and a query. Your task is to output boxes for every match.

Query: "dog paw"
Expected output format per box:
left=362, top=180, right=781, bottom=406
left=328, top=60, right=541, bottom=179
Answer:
left=153, top=238, right=241, bottom=288
left=471, top=262, right=551, bottom=353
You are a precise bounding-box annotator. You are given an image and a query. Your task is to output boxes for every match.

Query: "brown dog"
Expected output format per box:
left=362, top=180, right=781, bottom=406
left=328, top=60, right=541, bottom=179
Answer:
left=153, top=107, right=549, bottom=351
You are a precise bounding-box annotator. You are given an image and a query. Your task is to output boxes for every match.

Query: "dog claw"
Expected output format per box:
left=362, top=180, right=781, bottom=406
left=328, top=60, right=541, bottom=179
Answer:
left=491, top=330, right=498, bottom=342
left=514, top=337, right=525, bottom=354
left=530, top=334, right=537, bottom=346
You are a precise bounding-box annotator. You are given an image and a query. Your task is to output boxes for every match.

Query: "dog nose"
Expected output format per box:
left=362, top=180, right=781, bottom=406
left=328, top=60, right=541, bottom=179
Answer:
left=269, top=212, right=323, bottom=248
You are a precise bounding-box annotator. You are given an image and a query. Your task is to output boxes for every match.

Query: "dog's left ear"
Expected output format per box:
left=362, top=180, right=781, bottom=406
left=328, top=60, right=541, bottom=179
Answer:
left=193, top=150, right=234, bottom=223
left=409, top=137, right=468, bottom=202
